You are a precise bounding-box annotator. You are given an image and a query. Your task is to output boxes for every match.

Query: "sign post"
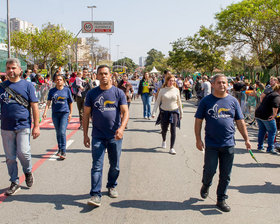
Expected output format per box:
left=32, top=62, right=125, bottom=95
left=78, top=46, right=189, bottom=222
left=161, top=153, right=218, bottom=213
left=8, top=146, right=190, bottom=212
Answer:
left=82, top=21, right=114, bottom=33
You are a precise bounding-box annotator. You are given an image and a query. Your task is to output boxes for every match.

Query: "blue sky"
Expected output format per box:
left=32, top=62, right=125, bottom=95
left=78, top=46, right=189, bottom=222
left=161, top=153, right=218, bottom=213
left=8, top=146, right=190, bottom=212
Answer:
left=0, top=0, right=238, bottom=64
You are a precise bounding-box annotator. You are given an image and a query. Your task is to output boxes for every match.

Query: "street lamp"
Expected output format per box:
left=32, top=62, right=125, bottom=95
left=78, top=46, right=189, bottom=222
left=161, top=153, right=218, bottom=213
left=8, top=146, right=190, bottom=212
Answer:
left=87, top=5, right=96, bottom=69
left=107, top=34, right=112, bottom=64
left=7, top=0, right=11, bottom=58
left=116, top=44, right=120, bottom=63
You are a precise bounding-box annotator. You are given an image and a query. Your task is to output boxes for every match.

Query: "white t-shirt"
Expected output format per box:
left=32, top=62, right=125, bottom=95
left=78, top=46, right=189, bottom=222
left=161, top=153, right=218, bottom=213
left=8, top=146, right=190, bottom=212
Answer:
left=202, top=81, right=211, bottom=97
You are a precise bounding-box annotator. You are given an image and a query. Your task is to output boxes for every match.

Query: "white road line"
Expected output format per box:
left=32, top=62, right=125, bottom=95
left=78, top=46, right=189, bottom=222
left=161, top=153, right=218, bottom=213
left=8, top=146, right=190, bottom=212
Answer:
left=49, top=139, right=75, bottom=161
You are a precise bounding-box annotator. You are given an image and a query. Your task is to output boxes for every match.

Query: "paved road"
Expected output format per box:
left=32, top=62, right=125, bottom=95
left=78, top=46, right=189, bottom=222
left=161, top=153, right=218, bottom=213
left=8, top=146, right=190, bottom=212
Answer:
left=0, top=98, right=279, bottom=224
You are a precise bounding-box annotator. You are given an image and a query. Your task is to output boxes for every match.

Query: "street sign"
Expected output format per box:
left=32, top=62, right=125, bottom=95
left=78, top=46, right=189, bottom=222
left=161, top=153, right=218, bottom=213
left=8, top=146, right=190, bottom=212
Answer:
left=81, top=21, right=114, bottom=33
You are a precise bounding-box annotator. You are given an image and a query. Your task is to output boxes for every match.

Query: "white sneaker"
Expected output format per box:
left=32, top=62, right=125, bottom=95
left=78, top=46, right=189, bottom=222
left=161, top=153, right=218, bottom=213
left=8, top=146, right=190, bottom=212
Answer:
left=162, top=141, right=167, bottom=149
left=169, top=148, right=176, bottom=155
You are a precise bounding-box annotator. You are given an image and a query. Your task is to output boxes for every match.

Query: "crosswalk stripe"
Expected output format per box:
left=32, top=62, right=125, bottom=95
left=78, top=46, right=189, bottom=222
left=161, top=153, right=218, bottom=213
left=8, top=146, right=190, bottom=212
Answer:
left=49, top=139, right=75, bottom=161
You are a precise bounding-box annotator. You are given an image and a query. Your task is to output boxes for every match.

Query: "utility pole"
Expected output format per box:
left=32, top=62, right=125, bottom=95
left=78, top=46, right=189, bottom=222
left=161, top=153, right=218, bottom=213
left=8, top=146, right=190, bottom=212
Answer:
left=7, top=0, right=11, bottom=58
left=87, top=5, right=96, bottom=70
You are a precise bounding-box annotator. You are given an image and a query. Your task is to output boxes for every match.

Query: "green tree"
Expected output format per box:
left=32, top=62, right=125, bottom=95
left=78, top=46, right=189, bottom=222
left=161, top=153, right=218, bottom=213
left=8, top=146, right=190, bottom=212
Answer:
left=113, top=57, right=137, bottom=73
left=11, top=23, right=75, bottom=73
left=145, top=48, right=169, bottom=72
left=216, top=0, right=280, bottom=80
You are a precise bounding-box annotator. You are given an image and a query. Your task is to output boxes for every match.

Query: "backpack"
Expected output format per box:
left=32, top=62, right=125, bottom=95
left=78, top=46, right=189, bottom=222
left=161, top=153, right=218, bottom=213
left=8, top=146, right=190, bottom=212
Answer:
left=71, top=79, right=78, bottom=95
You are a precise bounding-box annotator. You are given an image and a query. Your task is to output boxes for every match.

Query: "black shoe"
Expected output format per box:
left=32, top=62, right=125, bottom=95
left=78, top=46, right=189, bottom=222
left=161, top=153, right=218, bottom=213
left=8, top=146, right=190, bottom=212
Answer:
left=5, top=182, right=21, bottom=196
left=25, top=172, right=34, bottom=188
left=56, top=150, right=61, bottom=157
left=60, top=152, right=66, bottom=160
left=216, top=200, right=231, bottom=212
left=78, top=125, right=83, bottom=130
left=200, top=185, right=209, bottom=199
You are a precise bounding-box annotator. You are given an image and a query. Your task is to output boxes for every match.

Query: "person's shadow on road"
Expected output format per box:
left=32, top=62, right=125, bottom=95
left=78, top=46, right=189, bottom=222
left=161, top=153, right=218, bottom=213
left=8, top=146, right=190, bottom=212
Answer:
left=229, top=181, right=280, bottom=194
left=3, top=193, right=98, bottom=213
left=110, top=197, right=222, bottom=215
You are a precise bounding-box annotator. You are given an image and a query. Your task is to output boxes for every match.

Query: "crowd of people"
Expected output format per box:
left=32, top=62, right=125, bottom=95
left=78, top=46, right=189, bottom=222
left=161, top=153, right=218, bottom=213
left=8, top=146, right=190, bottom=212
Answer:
left=1, top=58, right=280, bottom=213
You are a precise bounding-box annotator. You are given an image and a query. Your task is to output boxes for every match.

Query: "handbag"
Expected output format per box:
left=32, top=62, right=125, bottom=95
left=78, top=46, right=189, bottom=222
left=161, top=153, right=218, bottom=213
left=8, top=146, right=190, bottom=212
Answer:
left=0, top=82, right=30, bottom=108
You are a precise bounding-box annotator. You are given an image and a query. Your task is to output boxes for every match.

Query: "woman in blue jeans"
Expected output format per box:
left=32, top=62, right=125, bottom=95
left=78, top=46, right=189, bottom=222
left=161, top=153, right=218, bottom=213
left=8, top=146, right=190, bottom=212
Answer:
left=43, top=74, right=73, bottom=159
left=137, top=72, right=154, bottom=119
left=255, top=84, right=280, bottom=154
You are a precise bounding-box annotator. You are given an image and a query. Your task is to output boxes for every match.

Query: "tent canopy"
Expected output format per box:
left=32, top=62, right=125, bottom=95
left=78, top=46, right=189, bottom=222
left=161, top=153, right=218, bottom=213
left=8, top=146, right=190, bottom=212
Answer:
left=150, top=66, right=159, bottom=73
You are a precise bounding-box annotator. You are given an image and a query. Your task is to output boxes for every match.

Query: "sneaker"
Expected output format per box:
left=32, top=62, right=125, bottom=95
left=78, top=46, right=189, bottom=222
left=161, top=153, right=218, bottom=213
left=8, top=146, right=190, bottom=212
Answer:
left=60, top=152, right=66, bottom=160
left=78, top=125, right=83, bottom=130
left=56, top=150, right=61, bottom=157
left=5, top=182, right=21, bottom=196
left=108, top=187, right=118, bottom=198
left=148, top=117, right=151, bottom=120
left=200, top=185, right=209, bottom=199
left=144, top=116, right=148, bottom=119
left=87, top=195, right=101, bottom=207
left=162, top=141, right=167, bottom=149
left=216, top=200, right=231, bottom=212
left=25, top=172, right=34, bottom=188
left=169, top=148, right=176, bottom=155
left=257, top=147, right=264, bottom=151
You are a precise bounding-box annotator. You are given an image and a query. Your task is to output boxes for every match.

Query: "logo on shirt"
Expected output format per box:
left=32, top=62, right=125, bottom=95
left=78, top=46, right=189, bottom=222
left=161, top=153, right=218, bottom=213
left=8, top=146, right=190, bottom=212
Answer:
left=0, top=92, right=17, bottom=104
left=94, top=96, right=116, bottom=112
left=52, top=94, right=65, bottom=104
left=208, top=104, right=231, bottom=119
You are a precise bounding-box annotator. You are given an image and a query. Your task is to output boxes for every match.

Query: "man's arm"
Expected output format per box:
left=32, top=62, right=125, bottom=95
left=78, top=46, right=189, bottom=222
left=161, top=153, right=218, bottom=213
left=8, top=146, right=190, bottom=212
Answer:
left=236, top=119, right=251, bottom=150
left=194, top=118, right=204, bottom=151
left=30, top=102, right=40, bottom=139
left=83, top=106, right=91, bottom=148
left=115, top=104, right=129, bottom=140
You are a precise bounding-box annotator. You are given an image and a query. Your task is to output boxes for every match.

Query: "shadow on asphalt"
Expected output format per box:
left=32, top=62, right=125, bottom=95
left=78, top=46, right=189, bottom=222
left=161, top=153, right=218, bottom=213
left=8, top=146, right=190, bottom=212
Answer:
left=3, top=193, right=99, bottom=213
left=229, top=182, right=280, bottom=194
left=110, top=197, right=223, bottom=215
left=122, top=147, right=168, bottom=154
left=125, top=129, right=161, bottom=133
left=234, top=163, right=280, bottom=168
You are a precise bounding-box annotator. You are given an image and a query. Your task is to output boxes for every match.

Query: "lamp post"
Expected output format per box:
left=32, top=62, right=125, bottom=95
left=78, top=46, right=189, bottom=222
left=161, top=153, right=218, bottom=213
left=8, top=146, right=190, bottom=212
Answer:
left=116, top=44, right=120, bottom=63
left=107, top=34, right=112, bottom=64
left=87, top=5, right=96, bottom=70
left=7, top=0, right=11, bottom=58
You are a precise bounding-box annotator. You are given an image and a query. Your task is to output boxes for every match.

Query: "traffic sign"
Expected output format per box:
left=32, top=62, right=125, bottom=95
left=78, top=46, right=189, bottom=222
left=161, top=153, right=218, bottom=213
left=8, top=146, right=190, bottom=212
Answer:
left=81, top=21, right=114, bottom=33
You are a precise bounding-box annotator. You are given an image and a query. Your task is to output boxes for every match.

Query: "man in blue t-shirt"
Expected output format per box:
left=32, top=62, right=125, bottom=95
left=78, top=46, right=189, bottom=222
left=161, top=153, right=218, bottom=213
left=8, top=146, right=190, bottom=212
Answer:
left=0, top=58, right=40, bottom=196
left=83, top=65, right=129, bottom=207
left=194, top=74, right=251, bottom=212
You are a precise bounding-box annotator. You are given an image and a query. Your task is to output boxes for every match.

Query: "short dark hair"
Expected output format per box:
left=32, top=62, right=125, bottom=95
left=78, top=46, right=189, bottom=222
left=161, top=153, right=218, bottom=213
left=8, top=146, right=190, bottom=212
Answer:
left=82, top=67, right=88, bottom=71
left=97, top=65, right=111, bottom=74
left=54, top=74, right=65, bottom=82
left=212, top=74, right=227, bottom=83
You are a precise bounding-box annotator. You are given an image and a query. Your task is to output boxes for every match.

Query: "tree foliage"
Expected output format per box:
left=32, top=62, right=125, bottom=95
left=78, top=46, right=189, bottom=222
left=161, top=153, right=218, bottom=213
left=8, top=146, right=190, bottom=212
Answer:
left=10, top=23, right=75, bottom=71
left=216, top=0, right=280, bottom=78
left=113, top=57, right=137, bottom=73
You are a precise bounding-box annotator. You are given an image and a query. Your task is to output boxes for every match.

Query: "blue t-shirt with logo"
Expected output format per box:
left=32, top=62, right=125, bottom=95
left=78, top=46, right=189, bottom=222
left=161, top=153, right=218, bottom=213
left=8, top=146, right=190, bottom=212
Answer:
left=85, top=85, right=127, bottom=139
left=47, top=87, right=73, bottom=113
left=195, top=94, right=243, bottom=147
left=0, top=80, right=38, bottom=130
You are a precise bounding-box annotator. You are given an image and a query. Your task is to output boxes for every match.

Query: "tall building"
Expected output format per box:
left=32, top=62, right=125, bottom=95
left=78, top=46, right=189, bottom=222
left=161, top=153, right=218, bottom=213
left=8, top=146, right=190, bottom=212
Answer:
left=139, top=56, right=146, bottom=67
left=0, top=19, right=7, bottom=44
left=10, top=18, right=38, bottom=33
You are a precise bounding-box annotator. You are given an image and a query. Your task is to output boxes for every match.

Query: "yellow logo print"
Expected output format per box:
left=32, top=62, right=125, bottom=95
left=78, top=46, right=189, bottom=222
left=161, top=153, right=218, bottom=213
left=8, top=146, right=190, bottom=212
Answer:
left=218, top=108, right=230, bottom=114
left=57, top=96, right=65, bottom=100
left=104, top=100, right=115, bottom=106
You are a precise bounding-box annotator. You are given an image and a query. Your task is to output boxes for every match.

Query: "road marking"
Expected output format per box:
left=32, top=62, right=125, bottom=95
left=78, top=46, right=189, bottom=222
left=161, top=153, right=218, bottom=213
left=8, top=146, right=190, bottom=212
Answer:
left=0, top=129, right=78, bottom=204
left=49, top=139, right=75, bottom=161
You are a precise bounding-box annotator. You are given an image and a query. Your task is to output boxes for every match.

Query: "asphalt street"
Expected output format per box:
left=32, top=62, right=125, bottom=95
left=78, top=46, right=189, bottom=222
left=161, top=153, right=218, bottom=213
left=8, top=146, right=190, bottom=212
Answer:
left=0, top=97, right=280, bottom=224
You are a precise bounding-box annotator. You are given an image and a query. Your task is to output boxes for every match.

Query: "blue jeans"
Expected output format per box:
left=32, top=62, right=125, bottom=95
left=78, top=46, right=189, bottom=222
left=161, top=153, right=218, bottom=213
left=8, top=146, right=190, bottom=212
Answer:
left=141, top=93, right=152, bottom=118
left=90, top=138, right=122, bottom=197
left=202, top=146, right=234, bottom=201
left=1, top=128, right=32, bottom=184
left=52, top=112, right=69, bottom=153
left=256, top=119, right=277, bottom=151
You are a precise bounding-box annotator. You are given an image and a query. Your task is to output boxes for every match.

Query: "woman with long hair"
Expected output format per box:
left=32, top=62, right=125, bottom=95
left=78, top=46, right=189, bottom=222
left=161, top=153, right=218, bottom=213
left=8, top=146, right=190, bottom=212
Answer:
left=42, top=74, right=73, bottom=160
left=152, top=74, right=183, bottom=155
left=138, top=72, right=154, bottom=119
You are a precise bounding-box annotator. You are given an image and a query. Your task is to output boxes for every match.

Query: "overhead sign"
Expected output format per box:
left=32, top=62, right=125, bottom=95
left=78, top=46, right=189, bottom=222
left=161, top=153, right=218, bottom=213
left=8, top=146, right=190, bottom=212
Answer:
left=82, top=21, right=114, bottom=33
